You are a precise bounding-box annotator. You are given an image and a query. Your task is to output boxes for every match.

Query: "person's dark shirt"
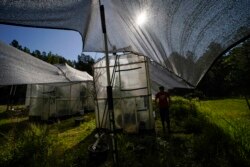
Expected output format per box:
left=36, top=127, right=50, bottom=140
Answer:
left=155, top=91, right=170, bottom=109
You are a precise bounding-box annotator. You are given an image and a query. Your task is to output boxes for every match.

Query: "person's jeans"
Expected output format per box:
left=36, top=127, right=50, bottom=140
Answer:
left=159, top=107, right=170, bottom=133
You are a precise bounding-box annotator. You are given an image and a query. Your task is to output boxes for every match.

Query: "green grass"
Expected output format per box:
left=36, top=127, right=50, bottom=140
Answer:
left=0, top=99, right=250, bottom=167
left=0, top=105, right=97, bottom=166
left=196, top=99, right=250, bottom=154
left=196, top=99, right=249, bottom=118
left=49, top=114, right=96, bottom=150
left=0, top=105, right=6, bottom=112
left=115, top=97, right=250, bottom=167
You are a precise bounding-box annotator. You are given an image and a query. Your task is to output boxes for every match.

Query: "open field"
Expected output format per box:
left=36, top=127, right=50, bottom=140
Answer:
left=196, top=99, right=250, bottom=159
left=0, top=98, right=250, bottom=167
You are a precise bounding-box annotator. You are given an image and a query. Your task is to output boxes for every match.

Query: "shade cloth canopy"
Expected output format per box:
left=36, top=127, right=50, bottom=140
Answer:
left=0, top=41, right=92, bottom=85
left=0, top=0, right=249, bottom=87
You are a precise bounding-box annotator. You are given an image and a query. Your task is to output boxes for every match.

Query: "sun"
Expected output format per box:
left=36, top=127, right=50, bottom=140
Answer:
left=136, top=11, right=147, bottom=26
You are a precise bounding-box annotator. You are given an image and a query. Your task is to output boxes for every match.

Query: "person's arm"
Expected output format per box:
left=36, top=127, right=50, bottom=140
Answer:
left=166, top=92, right=170, bottom=106
left=155, top=93, right=159, bottom=105
left=168, top=93, right=171, bottom=106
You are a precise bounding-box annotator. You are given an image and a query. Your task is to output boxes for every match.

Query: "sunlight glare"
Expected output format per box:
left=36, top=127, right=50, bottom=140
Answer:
left=136, top=11, right=147, bottom=26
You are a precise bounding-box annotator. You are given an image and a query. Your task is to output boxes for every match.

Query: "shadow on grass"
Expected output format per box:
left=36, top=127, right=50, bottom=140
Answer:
left=0, top=110, right=28, bottom=120
left=0, top=118, right=29, bottom=135
left=58, top=129, right=106, bottom=167
left=0, top=111, right=8, bottom=119
left=64, top=106, right=250, bottom=167
left=166, top=99, right=250, bottom=167
left=0, top=116, right=79, bottom=137
left=67, top=130, right=162, bottom=167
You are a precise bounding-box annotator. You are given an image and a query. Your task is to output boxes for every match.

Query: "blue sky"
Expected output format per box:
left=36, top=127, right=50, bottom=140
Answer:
left=0, top=24, right=101, bottom=61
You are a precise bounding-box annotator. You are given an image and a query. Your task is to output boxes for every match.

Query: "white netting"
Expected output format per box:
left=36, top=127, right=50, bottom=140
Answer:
left=0, top=41, right=93, bottom=85
left=0, top=0, right=249, bottom=87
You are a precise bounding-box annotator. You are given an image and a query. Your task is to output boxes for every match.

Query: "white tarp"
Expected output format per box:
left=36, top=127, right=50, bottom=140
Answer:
left=0, top=0, right=249, bottom=87
left=0, top=41, right=93, bottom=85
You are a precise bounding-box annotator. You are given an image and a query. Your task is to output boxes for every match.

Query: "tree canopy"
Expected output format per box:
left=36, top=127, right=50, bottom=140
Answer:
left=9, top=40, right=95, bottom=75
left=197, top=39, right=250, bottom=97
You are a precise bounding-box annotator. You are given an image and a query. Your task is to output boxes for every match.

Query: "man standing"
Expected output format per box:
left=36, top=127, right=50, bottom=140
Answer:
left=155, top=86, right=171, bottom=133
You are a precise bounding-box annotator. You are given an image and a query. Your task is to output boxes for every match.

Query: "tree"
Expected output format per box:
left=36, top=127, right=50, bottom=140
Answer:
left=167, top=51, right=198, bottom=85
left=225, top=39, right=250, bottom=95
left=32, top=50, right=42, bottom=58
left=8, top=40, right=92, bottom=74
left=23, top=47, right=31, bottom=54
left=10, top=39, right=22, bottom=50
left=197, top=55, right=230, bottom=97
left=197, top=40, right=250, bottom=98
left=75, top=53, right=95, bottom=75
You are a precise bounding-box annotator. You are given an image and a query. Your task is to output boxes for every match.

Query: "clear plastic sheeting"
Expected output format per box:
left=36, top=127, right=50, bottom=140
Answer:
left=0, top=41, right=65, bottom=85
left=55, top=64, right=93, bottom=82
left=0, top=41, right=93, bottom=85
left=0, top=0, right=249, bottom=87
left=26, top=82, right=94, bottom=120
left=94, top=53, right=154, bottom=133
left=149, top=61, right=193, bottom=95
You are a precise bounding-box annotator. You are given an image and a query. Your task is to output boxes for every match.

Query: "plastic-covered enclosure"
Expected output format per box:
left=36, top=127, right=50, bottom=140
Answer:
left=26, top=82, right=94, bottom=120
left=94, top=53, right=154, bottom=133
left=0, top=41, right=95, bottom=120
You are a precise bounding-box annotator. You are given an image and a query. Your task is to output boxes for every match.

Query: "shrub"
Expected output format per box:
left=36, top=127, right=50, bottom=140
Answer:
left=170, top=97, right=198, bottom=121
left=0, top=124, right=58, bottom=167
left=183, top=116, right=202, bottom=133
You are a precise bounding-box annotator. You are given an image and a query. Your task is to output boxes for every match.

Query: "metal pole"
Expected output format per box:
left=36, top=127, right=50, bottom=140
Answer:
left=6, top=85, right=14, bottom=111
left=100, top=4, right=118, bottom=166
left=145, top=57, right=154, bottom=129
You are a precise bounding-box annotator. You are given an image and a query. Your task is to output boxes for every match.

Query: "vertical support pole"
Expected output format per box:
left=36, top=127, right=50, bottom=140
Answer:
left=42, top=85, right=44, bottom=120
left=10, top=85, right=17, bottom=110
left=100, top=4, right=118, bottom=166
left=145, top=57, right=154, bottom=129
left=70, top=84, right=72, bottom=116
left=30, top=85, right=32, bottom=116
left=6, top=85, right=14, bottom=111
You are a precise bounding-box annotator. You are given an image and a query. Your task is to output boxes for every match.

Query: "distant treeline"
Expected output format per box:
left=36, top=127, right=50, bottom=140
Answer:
left=197, top=39, right=250, bottom=97
left=10, top=40, right=95, bottom=75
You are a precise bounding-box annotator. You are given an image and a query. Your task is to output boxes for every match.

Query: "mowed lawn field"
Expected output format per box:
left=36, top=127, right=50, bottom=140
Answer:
left=197, top=99, right=250, bottom=123
left=196, top=99, right=250, bottom=153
